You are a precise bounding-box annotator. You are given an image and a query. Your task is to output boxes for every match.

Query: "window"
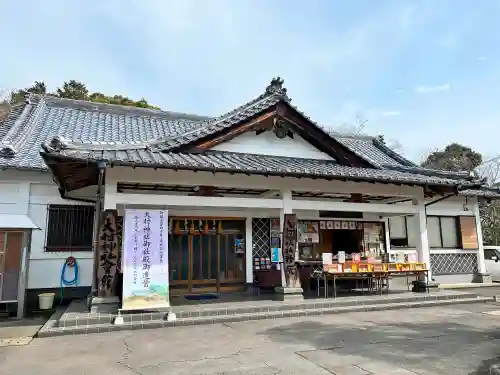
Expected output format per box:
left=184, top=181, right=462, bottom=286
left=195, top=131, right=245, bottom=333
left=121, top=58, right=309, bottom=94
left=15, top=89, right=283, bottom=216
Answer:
left=389, top=216, right=410, bottom=247
left=427, top=216, right=459, bottom=249
left=45, top=205, right=95, bottom=252
left=484, top=249, right=497, bottom=260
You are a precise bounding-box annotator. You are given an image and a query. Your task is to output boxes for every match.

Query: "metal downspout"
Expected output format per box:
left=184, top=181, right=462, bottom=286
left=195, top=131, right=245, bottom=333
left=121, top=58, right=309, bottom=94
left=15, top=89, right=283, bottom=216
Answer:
left=91, top=160, right=106, bottom=297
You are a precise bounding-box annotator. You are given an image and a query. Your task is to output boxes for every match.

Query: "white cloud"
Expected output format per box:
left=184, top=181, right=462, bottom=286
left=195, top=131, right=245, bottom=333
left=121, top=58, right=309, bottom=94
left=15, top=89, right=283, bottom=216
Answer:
left=415, top=84, right=451, bottom=93
left=381, top=111, right=401, bottom=116
left=478, top=56, right=487, bottom=61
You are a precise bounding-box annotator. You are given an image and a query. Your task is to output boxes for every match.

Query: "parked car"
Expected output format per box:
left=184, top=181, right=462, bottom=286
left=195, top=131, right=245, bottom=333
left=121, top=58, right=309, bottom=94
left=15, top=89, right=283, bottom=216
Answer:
left=484, top=246, right=500, bottom=281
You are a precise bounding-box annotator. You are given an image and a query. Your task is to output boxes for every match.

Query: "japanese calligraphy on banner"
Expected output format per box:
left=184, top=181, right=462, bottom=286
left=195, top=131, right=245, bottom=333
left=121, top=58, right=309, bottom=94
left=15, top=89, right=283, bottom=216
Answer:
left=97, top=210, right=119, bottom=297
left=122, top=209, right=170, bottom=310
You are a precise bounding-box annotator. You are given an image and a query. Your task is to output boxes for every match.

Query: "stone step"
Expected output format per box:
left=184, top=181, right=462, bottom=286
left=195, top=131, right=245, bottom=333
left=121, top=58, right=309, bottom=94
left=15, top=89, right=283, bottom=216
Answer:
left=57, top=292, right=481, bottom=328
left=37, top=295, right=493, bottom=338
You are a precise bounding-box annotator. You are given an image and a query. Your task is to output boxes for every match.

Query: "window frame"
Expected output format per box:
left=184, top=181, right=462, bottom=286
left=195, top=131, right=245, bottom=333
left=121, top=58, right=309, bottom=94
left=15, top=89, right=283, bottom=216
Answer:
left=388, top=216, right=409, bottom=248
left=427, top=215, right=460, bottom=249
left=44, top=204, right=95, bottom=252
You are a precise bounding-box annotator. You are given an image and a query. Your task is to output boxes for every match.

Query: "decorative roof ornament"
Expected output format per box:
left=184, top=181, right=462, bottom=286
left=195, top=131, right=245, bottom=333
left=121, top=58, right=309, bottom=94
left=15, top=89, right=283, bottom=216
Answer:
left=0, top=143, right=16, bottom=158
left=48, top=136, right=70, bottom=152
left=265, top=77, right=288, bottom=98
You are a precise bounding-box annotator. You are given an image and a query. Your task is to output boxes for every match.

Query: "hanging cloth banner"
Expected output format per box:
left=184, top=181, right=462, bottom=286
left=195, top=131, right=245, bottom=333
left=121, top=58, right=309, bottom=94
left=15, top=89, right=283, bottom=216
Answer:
left=122, top=209, right=170, bottom=310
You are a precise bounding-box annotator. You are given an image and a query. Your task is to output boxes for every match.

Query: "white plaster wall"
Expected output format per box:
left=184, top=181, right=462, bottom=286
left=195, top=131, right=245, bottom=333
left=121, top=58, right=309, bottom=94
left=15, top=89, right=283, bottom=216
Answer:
left=211, top=131, right=334, bottom=160
left=0, top=170, right=95, bottom=289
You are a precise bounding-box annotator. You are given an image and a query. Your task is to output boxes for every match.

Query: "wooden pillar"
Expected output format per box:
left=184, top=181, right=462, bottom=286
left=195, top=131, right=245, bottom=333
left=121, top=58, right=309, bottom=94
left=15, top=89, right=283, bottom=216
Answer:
left=282, top=213, right=301, bottom=288
left=97, top=210, right=119, bottom=297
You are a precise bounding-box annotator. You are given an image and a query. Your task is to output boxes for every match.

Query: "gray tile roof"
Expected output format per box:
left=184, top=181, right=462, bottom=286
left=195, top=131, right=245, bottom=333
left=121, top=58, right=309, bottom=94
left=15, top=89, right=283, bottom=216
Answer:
left=332, top=134, right=416, bottom=168
left=44, top=148, right=477, bottom=188
left=0, top=96, right=210, bottom=170
left=0, top=77, right=490, bottom=197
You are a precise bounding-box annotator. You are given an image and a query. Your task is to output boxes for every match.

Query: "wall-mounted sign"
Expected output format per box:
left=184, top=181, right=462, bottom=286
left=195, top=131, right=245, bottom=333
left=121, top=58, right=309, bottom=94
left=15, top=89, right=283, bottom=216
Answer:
left=97, top=210, right=119, bottom=298
left=282, top=214, right=300, bottom=288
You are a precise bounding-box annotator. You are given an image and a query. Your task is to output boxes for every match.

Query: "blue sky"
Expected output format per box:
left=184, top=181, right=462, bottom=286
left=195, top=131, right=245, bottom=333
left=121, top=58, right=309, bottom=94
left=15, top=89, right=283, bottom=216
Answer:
left=1, top=0, right=499, bottom=163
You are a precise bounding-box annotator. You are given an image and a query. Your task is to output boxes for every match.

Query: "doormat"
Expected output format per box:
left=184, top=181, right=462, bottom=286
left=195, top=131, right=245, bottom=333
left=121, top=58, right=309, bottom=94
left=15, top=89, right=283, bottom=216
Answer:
left=184, top=293, right=220, bottom=301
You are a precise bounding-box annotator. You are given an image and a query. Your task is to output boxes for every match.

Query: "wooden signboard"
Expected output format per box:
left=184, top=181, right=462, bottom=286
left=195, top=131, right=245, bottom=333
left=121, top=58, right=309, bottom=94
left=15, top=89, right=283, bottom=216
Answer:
left=97, top=210, right=119, bottom=297
left=459, top=216, right=479, bottom=250
left=282, top=214, right=301, bottom=288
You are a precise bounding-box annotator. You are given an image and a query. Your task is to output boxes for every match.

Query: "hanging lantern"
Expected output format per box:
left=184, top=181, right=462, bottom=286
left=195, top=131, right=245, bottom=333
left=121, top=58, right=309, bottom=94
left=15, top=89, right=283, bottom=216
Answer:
left=198, top=220, right=203, bottom=233
left=217, top=220, right=223, bottom=235
left=168, top=219, right=173, bottom=234
left=212, top=220, right=216, bottom=231
left=174, top=220, right=180, bottom=235
left=184, top=219, right=188, bottom=232
left=190, top=220, right=195, bottom=234
left=203, top=220, right=209, bottom=235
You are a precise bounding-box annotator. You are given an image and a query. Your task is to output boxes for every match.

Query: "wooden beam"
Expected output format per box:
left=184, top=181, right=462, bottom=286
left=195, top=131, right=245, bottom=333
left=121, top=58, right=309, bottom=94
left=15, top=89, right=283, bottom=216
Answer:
left=108, top=167, right=424, bottom=198
left=280, top=103, right=372, bottom=167
left=196, top=111, right=276, bottom=149
left=109, top=192, right=283, bottom=209
left=108, top=191, right=419, bottom=214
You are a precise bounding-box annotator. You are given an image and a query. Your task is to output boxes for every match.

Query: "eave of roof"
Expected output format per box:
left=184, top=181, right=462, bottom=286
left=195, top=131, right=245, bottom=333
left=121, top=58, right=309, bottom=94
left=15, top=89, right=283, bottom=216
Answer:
left=40, top=147, right=482, bottom=191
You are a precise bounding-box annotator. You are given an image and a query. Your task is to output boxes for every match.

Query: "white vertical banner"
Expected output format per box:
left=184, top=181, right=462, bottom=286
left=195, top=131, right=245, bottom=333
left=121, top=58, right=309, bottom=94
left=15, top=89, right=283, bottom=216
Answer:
left=122, top=209, right=170, bottom=310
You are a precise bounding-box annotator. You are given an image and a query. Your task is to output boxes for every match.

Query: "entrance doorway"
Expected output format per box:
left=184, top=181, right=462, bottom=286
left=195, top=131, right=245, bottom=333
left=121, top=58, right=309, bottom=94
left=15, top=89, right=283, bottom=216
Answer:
left=0, top=231, right=24, bottom=302
left=168, top=218, right=246, bottom=295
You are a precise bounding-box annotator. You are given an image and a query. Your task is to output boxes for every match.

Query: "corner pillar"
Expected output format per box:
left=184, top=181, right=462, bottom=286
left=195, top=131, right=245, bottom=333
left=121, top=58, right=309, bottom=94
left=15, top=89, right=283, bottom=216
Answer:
left=416, top=201, right=432, bottom=280
left=473, top=200, right=491, bottom=282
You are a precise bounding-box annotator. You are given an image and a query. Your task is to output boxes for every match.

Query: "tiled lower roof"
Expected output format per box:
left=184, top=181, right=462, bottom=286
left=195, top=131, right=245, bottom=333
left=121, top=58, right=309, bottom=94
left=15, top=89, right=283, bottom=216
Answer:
left=333, top=135, right=414, bottom=167
left=42, top=148, right=478, bottom=188
left=459, top=188, right=500, bottom=199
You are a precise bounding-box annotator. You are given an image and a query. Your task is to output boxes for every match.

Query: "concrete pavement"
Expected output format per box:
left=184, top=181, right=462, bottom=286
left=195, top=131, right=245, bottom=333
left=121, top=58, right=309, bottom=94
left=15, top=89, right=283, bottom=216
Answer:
left=1, top=302, right=500, bottom=374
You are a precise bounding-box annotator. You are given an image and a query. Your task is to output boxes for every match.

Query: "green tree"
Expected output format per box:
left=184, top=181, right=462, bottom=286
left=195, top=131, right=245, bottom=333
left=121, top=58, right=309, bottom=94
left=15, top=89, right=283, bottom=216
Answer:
left=56, top=80, right=89, bottom=100
left=6, top=79, right=160, bottom=111
left=10, top=81, right=47, bottom=104
left=421, top=143, right=500, bottom=246
left=421, top=143, right=482, bottom=172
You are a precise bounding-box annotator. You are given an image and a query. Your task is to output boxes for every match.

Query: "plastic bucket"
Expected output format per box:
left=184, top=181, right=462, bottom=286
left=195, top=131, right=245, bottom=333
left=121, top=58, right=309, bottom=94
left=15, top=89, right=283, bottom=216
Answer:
left=38, top=292, right=55, bottom=310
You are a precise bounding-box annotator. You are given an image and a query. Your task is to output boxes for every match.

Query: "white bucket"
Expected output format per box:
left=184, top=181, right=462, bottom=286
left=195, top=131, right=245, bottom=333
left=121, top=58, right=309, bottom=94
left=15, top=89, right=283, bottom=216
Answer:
left=38, top=292, right=55, bottom=310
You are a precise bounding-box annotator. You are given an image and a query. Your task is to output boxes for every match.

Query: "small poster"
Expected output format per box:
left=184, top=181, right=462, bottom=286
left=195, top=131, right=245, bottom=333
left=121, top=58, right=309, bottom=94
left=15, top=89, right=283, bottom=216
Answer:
left=320, top=221, right=326, bottom=229
left=348, top=221, right=356, bottom=230
left=234, top=239, right=245, bottom=254
left=342, top=221, right=349, bottom=229
left=271, top=247, right=282, bottom=263
left=333, top=221, right=340, bottom=229
left=352, top=253, right=361, bottom=263
left=322, top=252, right=333, bottom=265
left=338, top=251, right=346, bottom=263
left=394, top=252, right=405, bottom=263
left=328, top=221, right=335, bottom=229
left=407, top=253, right=418, bottom=263
left=298, top=221, right=319, bottom=243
